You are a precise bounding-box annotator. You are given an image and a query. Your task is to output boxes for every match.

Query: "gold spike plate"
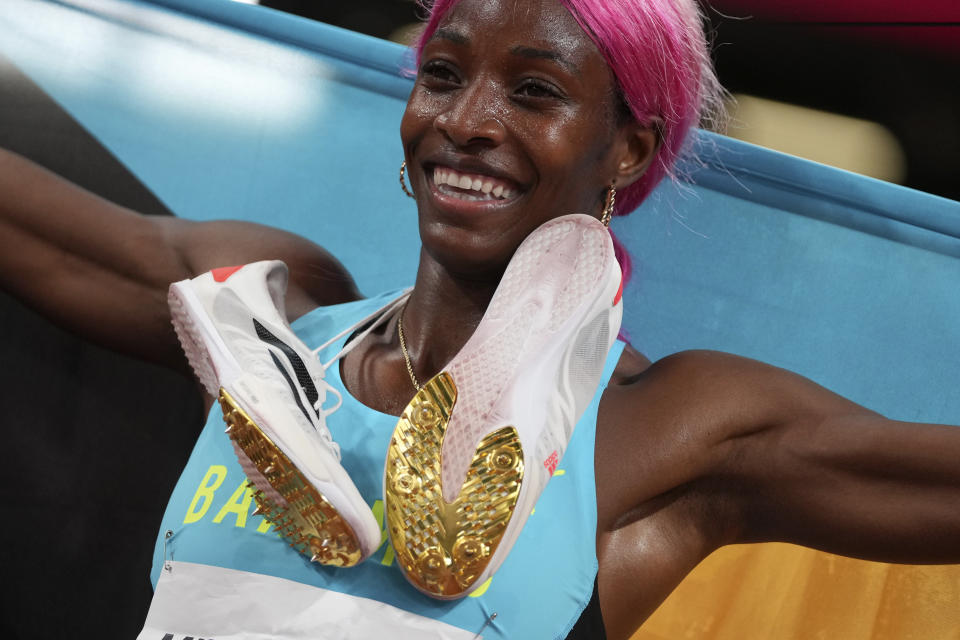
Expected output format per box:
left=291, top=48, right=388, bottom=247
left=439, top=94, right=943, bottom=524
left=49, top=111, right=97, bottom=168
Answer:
left=219, top=388, right=364, bottom=567
left=385, top=372, right=524, bottom=598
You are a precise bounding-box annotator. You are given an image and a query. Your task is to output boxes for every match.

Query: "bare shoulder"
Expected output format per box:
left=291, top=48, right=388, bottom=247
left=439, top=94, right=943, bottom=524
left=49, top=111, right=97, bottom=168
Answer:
left=596, top=350, right=753, bottom=524
left=610, top=342, right=652, bottom=383
left=610, top=344, right=792, bottom=390
left=603, top=348, right=858, bottom=438
left=157, top=217, right=361, bottom=318
left=601, top=348, right=771, bottom=448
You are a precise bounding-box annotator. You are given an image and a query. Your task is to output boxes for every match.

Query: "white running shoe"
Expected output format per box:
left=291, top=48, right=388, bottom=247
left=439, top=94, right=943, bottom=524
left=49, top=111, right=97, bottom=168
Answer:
left=168, top=261, right=380, bottom=567
left=384, top=214, right=623, bottom=598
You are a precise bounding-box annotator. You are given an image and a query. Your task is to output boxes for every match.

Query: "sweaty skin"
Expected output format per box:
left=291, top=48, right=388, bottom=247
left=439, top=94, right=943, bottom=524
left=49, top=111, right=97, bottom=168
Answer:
left=0, top=1, right=958, bottom=639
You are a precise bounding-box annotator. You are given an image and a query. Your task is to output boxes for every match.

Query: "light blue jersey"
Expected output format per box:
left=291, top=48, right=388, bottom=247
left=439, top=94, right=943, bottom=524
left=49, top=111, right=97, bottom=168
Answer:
left=151, top=290, right=624, bottom=639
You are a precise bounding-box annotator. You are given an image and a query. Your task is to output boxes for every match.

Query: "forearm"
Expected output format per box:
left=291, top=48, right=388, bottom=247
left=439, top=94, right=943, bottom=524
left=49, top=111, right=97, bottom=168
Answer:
left=0, top=148, right=185, bottom=280
left=0, top=148, right=191, bottom=367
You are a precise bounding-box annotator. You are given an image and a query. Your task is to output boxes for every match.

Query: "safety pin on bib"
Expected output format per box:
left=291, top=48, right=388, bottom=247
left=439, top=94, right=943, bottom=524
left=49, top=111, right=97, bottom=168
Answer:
left=163, top=529, right=174, bottom=572
left=473, top=612, right=498, bottom=639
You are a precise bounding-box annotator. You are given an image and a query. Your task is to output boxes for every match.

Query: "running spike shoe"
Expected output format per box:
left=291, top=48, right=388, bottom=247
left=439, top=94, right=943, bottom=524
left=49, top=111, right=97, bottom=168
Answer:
left=168, top=261, right=380, bottom=567
left=384, top=214, right=623, bottom=598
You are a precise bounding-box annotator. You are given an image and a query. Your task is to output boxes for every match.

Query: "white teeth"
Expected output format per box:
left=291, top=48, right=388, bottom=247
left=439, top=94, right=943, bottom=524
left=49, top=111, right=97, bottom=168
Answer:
left=433, top=167, right=517, bottom=201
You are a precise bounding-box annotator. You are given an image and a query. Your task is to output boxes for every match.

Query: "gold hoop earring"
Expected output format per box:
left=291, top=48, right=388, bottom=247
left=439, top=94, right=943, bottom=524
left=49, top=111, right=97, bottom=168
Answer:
left=399, top=161, right=415, bottom=199
left=601, top=182, right=616, bottom=227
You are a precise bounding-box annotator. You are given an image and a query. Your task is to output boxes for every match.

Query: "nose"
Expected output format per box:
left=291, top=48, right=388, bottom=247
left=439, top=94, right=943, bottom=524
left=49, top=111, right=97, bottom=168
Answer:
left=433, top=78, right=506, bottom=148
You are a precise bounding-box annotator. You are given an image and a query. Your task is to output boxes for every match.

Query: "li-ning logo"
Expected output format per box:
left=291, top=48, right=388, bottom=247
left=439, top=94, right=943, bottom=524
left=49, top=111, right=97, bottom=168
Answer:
left=253, top=318, right=320, bottom=425
left=543, top=451, right=559, bottom=475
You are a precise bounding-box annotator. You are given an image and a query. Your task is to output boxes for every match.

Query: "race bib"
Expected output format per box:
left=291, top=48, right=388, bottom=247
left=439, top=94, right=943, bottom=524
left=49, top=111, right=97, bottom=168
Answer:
left=139, top=561, right=479, bottom=640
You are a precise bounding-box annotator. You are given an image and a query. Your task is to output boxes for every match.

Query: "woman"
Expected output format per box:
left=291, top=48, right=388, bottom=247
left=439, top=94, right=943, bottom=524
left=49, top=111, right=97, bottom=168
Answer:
left=1, top=0, right=958, bottom=638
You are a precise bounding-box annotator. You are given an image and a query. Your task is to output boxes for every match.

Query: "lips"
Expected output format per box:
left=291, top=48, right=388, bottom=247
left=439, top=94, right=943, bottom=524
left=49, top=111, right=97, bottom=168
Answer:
left=431, top=166, right=519, bottom=202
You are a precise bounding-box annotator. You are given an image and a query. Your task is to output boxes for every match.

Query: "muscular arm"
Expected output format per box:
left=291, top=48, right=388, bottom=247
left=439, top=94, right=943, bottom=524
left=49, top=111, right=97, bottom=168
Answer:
left=595, top=349, right=960, bottom=638
left=725, top=364, right=960, bottom=563
left=605, top=349, right=960, bottom=559
left=0, top=148, right=359, bottom=371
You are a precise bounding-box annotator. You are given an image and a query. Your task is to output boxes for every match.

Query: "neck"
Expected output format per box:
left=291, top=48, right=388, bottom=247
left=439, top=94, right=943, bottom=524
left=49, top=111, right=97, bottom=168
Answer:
left=401, top=248, right=503, bottom=381
left=340, top=247, right=504, bottom=415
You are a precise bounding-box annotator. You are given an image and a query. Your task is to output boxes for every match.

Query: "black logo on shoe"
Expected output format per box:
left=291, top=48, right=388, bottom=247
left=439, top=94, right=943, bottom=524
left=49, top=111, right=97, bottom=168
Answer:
left=253, top=319, right=319, bottom=423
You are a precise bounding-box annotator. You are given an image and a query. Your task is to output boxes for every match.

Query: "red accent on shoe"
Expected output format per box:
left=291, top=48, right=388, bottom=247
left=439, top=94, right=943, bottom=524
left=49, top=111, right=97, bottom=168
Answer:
left=613, top=273, right=624, bottom=306
left=543, top=451, right=559, bottom=475
left=211, top=265, right=243, bottom=282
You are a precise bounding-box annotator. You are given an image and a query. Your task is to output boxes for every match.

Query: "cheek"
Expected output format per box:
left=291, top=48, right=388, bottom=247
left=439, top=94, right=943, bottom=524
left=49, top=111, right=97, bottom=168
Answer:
left=399, top=118, right=414, bottom=154
left=531, top=127, right=617, bottom=213
left=540, top=104, right=615, bottom=159
left=399, top=108, right=422, bottom=151
left=400, top=90, right=440, bottom=149
left=537, top=122, right=611, bottom=185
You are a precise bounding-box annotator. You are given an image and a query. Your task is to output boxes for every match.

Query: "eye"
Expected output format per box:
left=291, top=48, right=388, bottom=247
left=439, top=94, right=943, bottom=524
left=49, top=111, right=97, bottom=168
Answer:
left=515, top=79, right=565, bottom=101
left=420, top=60, right=461, bottom=86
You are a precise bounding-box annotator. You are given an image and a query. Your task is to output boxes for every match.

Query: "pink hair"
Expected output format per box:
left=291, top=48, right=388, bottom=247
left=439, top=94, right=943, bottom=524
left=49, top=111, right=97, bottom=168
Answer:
left=411, top=0, right=724, bottom=286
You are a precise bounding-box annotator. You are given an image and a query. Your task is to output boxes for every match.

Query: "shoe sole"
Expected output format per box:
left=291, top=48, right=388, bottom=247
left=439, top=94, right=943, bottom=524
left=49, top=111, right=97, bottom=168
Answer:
left=220, top=389, right=364, bottom=566
left=385, top=372, right=523, bottom=597
left=384, top=215, right=615, bottom=598
left=168, top=281, right=367, bottom=567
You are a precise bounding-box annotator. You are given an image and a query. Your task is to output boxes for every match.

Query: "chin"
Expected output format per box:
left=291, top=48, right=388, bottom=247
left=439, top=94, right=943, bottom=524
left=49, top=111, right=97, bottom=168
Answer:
left=418, top=217, right=520, bottom=281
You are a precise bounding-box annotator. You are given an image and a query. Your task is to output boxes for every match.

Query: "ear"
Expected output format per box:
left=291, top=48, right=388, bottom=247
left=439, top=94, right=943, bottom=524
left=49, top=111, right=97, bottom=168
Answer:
left=612, top=117, right=663, bottom=188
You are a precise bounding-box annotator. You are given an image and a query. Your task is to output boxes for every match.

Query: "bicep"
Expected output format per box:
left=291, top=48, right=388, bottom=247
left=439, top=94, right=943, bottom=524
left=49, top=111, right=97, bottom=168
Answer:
left=1, top=150, right=356, bottom=367
left=168, top=218, right=360, bottom=319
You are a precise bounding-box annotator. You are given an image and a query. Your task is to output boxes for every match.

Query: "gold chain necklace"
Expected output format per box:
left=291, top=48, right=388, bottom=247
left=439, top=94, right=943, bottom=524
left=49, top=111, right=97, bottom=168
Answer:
left=396, top=301, right=422, bottom=392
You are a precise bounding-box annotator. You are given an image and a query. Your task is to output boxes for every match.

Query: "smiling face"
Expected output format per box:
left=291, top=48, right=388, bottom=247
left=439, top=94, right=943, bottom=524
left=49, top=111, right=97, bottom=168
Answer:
left=401, top=0, right=653, bottom=278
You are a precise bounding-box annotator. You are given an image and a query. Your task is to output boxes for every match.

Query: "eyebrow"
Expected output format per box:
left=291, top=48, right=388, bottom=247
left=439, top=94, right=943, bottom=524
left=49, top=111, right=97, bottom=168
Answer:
left=430, top=29, right=580, bottom=77
left=433, top=28, right=469, bottom=46
left=510, top=45, right=579, bottom=76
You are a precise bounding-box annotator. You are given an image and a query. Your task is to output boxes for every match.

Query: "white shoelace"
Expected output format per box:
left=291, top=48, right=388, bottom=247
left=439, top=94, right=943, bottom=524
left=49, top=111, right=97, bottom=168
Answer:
left=306, top=293, right=410, bottom=459
left=235, top=290, right=411, bottom=462
left=311, top=290, right=412, bottom=370
left=310, top=380, right=342, bottom=459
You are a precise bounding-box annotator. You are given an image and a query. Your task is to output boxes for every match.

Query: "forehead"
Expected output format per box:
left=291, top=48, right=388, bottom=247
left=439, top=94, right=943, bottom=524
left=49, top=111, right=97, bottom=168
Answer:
left=432, top=0, right=603, bottom=71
